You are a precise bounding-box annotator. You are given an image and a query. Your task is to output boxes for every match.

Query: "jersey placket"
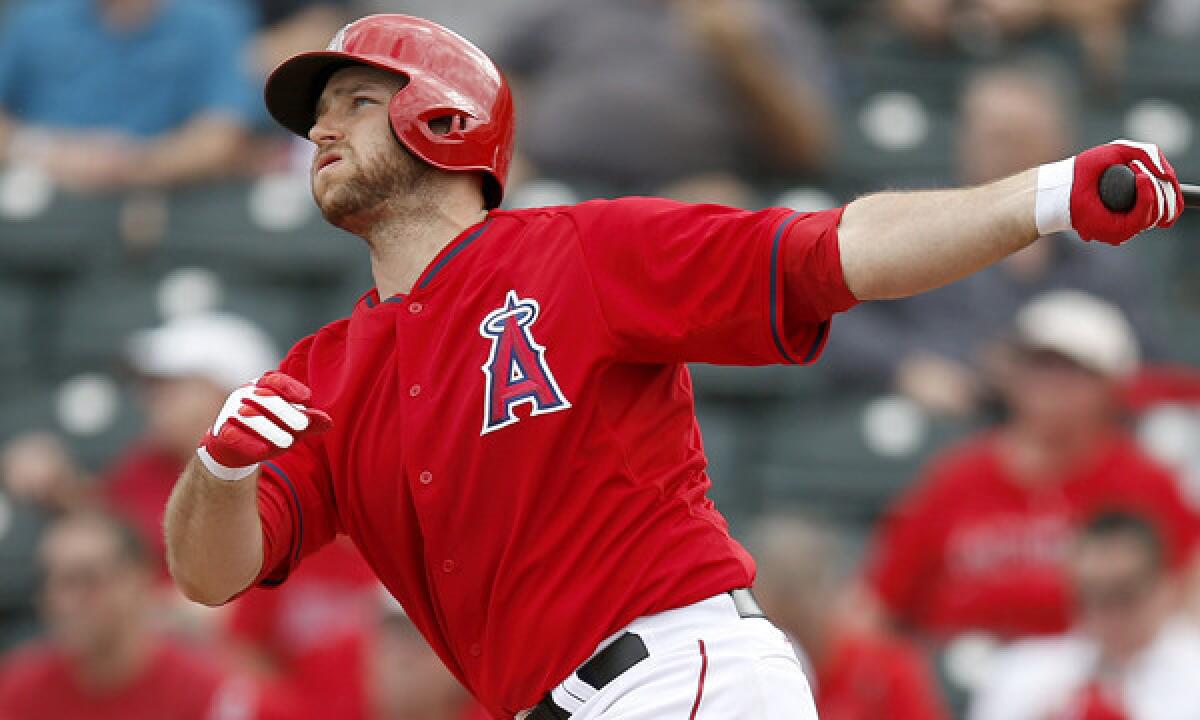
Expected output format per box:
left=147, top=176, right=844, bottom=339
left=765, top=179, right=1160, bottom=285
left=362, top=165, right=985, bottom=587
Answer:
left=394, top=291, right=471, bottom=660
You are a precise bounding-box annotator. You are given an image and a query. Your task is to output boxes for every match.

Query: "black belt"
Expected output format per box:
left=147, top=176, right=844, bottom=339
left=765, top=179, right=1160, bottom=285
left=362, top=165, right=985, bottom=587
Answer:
left=526, top=589, right=765, bottom=720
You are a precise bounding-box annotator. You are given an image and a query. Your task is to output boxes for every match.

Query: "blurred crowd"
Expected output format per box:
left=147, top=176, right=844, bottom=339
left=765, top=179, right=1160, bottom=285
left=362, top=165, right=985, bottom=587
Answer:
left=1, top=0, right=1200, bottom=719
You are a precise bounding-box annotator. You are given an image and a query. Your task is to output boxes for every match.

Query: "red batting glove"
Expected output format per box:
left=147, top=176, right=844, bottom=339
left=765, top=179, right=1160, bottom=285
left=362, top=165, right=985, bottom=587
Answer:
left=1036, top=140, right=1183, bottom=246
left=196, top=371, right=333, bottom=481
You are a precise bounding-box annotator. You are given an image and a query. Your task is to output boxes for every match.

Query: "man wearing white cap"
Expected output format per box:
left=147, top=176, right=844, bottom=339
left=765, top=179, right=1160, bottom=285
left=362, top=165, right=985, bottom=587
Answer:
left=100, top=313, right=279, bottom=579
left=856, top=291, right=1200, bottom=645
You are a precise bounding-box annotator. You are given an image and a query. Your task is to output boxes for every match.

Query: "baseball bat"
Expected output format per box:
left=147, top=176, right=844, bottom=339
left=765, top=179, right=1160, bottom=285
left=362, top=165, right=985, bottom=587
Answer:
left=1099, top=163, right=1200, bottom=212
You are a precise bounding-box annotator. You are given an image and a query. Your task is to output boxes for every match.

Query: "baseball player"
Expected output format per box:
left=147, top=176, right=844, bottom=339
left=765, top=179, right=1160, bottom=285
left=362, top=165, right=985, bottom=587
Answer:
left=163, top=14, right=1184, bottom=720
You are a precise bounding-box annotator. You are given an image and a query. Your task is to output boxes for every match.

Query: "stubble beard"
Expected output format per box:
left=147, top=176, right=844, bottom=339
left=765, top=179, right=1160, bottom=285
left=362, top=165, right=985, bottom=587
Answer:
left=315, top=144, right=433, bottom=237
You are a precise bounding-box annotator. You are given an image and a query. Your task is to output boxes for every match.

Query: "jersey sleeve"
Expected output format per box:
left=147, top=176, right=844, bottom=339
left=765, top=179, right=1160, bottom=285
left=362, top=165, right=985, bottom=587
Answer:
left=253, top=337, right=338, bottom=588
left=568, top=197, right=857, bottom=365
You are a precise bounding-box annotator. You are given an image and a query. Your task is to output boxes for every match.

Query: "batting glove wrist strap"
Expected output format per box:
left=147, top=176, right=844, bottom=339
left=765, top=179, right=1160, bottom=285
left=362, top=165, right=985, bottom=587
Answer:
left=1035, top=157, right=1075, bottom=236
left=196, top=446, right=258, bottom=482
left=196, top=371, right=333, bottom=483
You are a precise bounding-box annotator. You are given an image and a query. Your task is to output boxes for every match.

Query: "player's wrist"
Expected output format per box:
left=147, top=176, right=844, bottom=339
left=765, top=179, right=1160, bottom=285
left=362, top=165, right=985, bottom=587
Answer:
left=196, top=445, right=259, bottom=482
left=1035, top=156, right=1075, bottom=236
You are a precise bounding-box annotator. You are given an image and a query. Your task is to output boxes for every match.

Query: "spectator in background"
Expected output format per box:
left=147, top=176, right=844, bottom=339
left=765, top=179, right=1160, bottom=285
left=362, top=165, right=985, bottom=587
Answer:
left=493, top=0, right=835, bottom=202
left=365, top=596, right=490, bottom=720
left=856, top=291, right=1200, bottom=643
left=224, top=539, right=379, bottom=720
left=353, top=0, right=528, bottom=55
left=885, top=0, right=1138, bottom=84
left=0, top=432, right=83, bottom=652
left=825, top=64, right=1159, bottom=416
left=0, top=0, right=254, bottom=191
left=0, top=512, right=260, bottom=719
left=970, top=512, right=1200, bottom=720
left=750, top=513, right=950, bottom=720
left=102, top=313, right=278, bottom=579
left=249, top=0, right=350, bottom=77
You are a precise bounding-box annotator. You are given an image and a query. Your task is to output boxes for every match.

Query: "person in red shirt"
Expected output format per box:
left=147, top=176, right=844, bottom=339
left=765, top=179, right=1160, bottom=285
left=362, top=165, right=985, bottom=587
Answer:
left=364, top=596, right=492, bottom=720
left=860, top=292, right=1200, bottom=642
left=0, top=512, right=260, bottom=720
left=103, top=312, right=280, bottom=578
left=970, top=511, right=1200, bottom=720
left=161, top=13, right=1184, bottom=720
left=225, top=538, right=379, bottom=720
left=751, top=513, right=949, bottom=720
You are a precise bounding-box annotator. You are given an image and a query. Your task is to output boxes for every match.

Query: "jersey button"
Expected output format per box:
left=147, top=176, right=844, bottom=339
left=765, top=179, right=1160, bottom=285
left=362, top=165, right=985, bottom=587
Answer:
left=419, top=471, right=433, bottom=485
left=409, top=384, right=421, bottom=397
left=469, top=643, right=482, bottom=657
left=442, top=559, right=456, bottom=573
left=409, top=302, right=424, bottom=314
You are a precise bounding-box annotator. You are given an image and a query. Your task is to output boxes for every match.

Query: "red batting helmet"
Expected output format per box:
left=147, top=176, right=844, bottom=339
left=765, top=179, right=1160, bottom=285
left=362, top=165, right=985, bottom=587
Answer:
left=264, top=14, right=515, bottom=209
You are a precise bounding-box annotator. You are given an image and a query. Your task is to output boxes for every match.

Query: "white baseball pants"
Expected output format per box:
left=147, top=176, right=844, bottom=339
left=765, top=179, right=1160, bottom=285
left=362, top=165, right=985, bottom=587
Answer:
left=519, top=592, right=820, bottom=719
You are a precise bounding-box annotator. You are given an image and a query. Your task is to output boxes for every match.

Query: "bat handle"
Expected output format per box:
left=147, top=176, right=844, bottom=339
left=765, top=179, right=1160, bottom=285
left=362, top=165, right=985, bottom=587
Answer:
left=1184, top=183, right=1200, bottom=209
left=1099, top=164, right=1137, bottom=213
left=1100, top=163, right=1200, bottom=211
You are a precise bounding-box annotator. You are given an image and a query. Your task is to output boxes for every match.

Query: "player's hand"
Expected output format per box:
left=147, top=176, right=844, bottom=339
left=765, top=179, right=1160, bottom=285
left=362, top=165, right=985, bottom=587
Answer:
left=1036, top=139, right=1183, bottom=245
left=196, top=371, right=332, bottom=481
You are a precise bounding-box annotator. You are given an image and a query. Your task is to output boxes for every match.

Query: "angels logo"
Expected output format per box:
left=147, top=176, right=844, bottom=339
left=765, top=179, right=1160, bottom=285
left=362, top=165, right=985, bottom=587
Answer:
left=478, top=291, right=571, bottom=435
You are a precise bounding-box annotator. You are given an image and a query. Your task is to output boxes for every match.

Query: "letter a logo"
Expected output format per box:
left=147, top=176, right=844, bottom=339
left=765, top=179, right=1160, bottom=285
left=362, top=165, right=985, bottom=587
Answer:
left=479, top=290, right=571, bottom=435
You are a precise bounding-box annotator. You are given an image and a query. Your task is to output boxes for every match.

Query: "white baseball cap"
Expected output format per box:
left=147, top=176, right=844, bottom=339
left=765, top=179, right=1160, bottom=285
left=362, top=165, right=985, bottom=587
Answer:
left=1014, top=290, right=1140, bottom=378
left=127, top=313, right=281, bottom=391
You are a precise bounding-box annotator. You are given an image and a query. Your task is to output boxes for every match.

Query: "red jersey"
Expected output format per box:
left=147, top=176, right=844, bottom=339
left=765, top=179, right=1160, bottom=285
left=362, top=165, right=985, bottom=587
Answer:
left=815, top=630, right=948, bottom=720
left=866, top=432, right=1200, bottom=640
left=250, top=198, right=855, bottom=717
left=0, top=638, right=244, bottom=720
left=227, top=539, right=378, bottom=720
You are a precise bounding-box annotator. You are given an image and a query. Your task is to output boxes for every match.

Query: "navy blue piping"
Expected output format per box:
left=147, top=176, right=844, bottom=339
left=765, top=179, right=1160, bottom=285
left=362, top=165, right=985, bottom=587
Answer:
left=416, top=220, right=492, bottom=290
left=769, top=212, right=803, bottom=365
left=383, top=295, right=406, bottom=304
left=263, top=461, right=304, bottom=570
left=804, top=321, right=830, bottom=364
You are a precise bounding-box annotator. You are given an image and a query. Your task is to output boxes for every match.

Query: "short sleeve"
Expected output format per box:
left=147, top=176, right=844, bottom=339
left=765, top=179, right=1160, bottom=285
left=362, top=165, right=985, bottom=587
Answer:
left=569, top=197, right=852, bottom=365
left=253, top=338, right=336, bottom=587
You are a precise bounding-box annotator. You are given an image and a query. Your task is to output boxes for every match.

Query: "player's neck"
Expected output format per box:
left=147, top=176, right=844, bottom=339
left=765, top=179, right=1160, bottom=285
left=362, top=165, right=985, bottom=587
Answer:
left=364, top=193, right=487, bottom=298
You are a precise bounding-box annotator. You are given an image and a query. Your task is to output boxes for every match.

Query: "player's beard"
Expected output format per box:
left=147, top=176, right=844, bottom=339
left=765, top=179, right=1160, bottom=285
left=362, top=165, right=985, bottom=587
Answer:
left=315, top=142, right=434, bottom=236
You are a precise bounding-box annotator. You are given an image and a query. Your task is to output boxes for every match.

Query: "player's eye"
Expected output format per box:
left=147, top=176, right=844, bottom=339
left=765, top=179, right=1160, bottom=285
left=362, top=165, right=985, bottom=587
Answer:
left=351, top=96, right=376, bottom=109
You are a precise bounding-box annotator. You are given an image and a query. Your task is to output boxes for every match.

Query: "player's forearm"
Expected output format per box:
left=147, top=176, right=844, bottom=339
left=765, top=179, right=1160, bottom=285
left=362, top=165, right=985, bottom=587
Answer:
left=838, top=170, right=1039, bottom=301
left=164, top=457, right=265, bottom=606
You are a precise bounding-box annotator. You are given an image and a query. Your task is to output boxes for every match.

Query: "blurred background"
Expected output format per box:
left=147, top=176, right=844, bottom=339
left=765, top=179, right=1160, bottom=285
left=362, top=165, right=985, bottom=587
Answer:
left=2, top=0, right=1200, bottom=718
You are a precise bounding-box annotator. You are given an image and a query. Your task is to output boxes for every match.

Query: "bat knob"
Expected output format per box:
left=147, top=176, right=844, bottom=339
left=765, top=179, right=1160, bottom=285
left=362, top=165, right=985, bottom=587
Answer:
left=1099, top=164, right=1137, bottom=213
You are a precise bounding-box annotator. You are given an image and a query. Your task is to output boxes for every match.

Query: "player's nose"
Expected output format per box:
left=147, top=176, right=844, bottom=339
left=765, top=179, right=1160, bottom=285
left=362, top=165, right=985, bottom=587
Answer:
left=308, top=114, right=344, bottom=145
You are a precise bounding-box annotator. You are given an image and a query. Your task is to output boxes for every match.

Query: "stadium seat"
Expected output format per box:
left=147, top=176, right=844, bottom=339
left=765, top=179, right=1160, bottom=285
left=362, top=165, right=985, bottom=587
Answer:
left=694, top=398, right=774, bottom=533
left=0, top=283, right=34, bottom=380
left=0, top=190, right=119, bottom=277
left=688, top=363, right=831, bottom=402
left=50, top=266, right=313, bottom=377
left=161, top=181, right=358, bottom=284
left=758, top=394, right=977, bottom=523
